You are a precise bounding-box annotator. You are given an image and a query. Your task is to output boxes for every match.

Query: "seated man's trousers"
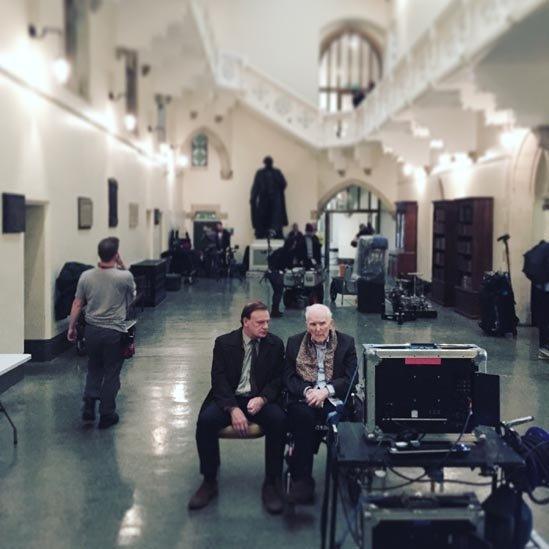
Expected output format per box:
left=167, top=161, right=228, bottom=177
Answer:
left=286, top=400, right=339, bottom=481
left=196, top=396, right=287, bottom=481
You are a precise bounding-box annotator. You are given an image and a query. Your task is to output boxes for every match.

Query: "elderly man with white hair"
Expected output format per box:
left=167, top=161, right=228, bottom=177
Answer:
left=283, top=303, right=357, bottom=503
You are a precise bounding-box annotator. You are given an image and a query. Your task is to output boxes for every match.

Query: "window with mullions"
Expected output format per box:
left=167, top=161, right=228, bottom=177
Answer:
left=324, top=185, right=381, bottom=231
left=319, top=29, right=382, bottom=113
left=64, top=0, right=90, bottom=98
left=124, top=49, right=139, bottom=129
left=191, top=134, right=208, bottom=168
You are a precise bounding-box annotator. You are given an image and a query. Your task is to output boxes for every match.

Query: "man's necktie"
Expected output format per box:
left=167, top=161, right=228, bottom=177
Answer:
left=250, top=339, right=259, bottom=393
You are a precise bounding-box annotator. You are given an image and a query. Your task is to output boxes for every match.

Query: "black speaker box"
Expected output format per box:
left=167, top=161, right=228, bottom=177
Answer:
left=357, top=278, right=385, bottom=313
left=2, top=193, right=25, bottom=233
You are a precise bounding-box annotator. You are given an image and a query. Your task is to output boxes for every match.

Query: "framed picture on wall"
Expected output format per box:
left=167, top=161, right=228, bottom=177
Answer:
left=108, top=178, right=118, bottom=227
left=77, top=197, right=93, bottom=229
left=154, top=208, right=161, bottom=225
left=129, top=203, right=139, bottom=228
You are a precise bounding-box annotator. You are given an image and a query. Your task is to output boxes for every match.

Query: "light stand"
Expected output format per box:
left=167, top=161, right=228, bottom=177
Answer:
left=261, top=229, right=277, bottom=310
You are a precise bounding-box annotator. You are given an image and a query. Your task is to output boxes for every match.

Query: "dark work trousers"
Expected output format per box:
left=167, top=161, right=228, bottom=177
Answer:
left=84, top=325, right=124, bottom=416
left=266, top=271, right=284, bottom=312
left=287, top=400, right=339, bottom=481
left=196, top=396, right=287, bottom=482
left=536, top=288, right=549, bottom=348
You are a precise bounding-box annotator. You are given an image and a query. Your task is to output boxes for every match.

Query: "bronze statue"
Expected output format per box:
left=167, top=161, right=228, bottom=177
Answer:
left=250, top=156, right=288, bottom=239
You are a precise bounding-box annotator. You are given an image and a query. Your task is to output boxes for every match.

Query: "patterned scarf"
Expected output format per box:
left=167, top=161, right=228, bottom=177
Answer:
left=296, top=329, right=337, bottom=383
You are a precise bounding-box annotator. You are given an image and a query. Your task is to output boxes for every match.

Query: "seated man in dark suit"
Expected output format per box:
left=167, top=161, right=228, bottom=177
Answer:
left=189, top=301, right=286, bottom=514
left=284, top=304, right=357, bottom=503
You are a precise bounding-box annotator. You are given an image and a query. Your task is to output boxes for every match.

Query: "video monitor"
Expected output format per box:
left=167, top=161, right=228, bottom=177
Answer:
left=363, top=344, right=500, bottom=435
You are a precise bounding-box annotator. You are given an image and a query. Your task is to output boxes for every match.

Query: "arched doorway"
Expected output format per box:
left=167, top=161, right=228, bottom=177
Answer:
left=317, top=183, right=395, bottom=271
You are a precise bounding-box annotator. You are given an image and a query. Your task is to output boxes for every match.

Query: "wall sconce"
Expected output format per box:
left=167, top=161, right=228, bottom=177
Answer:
left=28, top=24, right=71, bottom=84
left=155, top=94, right=172, bottom=107
left=28, top=24, right=61, bottom=40
left=177, top=154, right=189, bottom=169
left=123, top=114, right=137, bottom=132
left=108, top=92, right=136, bottom=131
left=108, top=91, right=126, bottom=101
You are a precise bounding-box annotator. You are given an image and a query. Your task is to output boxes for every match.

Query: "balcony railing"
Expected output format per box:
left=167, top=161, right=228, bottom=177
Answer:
left=192, top=0, right=547, bottom=149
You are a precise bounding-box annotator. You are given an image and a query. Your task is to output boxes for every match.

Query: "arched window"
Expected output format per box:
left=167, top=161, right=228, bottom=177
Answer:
left=319, top=28, right=382, bottom=112
left=191, top=133, right=208, bottom=167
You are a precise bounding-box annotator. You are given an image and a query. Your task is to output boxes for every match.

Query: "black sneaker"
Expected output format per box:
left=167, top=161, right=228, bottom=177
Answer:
left=270, top=309, right=283, bottom=318
left=82, top=398, right=97, bottom=422
left=98, top=413, right=119, bottom=429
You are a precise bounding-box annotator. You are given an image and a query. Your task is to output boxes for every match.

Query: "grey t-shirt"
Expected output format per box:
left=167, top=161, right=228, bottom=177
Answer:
left=75, top=267, right=136, bottom=332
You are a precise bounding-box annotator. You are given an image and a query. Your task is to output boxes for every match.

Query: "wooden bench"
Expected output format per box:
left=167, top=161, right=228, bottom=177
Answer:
left=0, top=354, right=31, bottom=445
left=219, top=422, right=264, bottom=439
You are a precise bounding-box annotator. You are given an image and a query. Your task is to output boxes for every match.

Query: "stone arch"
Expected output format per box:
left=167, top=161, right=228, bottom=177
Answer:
left=319, top=18, right=386, bottom=60
left=181, top=126, right=233, bottom=180
left=317, top=178, right=395, bottom=214
left=503, top=130, right=546, bottom=322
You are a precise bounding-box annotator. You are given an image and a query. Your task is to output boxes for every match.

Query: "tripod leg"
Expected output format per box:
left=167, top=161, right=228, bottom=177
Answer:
left=0, top=400, right=18, bottom=445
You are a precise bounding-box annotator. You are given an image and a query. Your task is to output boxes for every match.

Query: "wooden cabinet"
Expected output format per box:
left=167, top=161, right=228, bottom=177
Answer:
left=389, top=201, right=417, bottom=277
left=431, top=200, right=458, bottom=306
left=130, top=259, right=167, bottom=307
left=453, top=198, right=493, bottom=318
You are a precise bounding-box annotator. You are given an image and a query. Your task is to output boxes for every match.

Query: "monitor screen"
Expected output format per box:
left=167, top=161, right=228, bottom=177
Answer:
left=375, top=356, right=477, bottom=434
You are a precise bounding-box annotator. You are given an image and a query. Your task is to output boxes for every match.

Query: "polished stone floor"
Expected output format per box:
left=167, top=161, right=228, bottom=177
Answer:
left=1, top=278, right=548, bottom=548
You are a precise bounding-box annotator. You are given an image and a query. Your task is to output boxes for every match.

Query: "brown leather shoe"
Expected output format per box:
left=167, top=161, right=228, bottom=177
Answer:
left=188, top=480, right=218, bottom=510
left=287, top=477, right=315, bottom=504
left=262, top=481, right=284, bottom=515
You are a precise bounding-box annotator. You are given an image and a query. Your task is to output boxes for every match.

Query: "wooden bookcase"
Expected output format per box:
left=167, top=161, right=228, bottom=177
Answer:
left=453, top=197, right=493, bottom=318
left=389, top=201, right=417, bottom=277
left=431, top=200, right=458, bottom=306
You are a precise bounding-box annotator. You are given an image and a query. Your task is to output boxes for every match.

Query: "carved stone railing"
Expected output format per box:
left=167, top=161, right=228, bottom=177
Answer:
left=217, top=53, right=322, bottom=147
left=360, top=0, right=547, bottom=137
left=197, top=0, right=547, bottom=149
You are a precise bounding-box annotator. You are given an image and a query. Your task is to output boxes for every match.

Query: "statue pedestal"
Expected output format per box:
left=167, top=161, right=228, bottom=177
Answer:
left=249, top=239, right=284, bottom=271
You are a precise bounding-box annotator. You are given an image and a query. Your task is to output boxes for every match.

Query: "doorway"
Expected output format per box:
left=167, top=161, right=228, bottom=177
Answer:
left=318, top=185, right=386, bottom=271
left=24, top=203, right=47, bottom=342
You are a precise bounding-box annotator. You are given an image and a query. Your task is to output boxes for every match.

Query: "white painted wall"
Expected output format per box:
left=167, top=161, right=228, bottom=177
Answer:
left=179, top=105, right=319, bottom=249
left=0, top=2, right=182, bottom=353
left=397, top=132, right=542, bottom=322
left=204, top=0, right=390, bottom=104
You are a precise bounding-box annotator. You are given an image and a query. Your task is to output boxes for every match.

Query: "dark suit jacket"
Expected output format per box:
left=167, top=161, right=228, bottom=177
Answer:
left=203, top=328, right=285, bottom=410
left=215, top=229, right=231, bottom=251
left=283, top=331, right=357, bottom=401
left=296, top=235, right=322, bottom=268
